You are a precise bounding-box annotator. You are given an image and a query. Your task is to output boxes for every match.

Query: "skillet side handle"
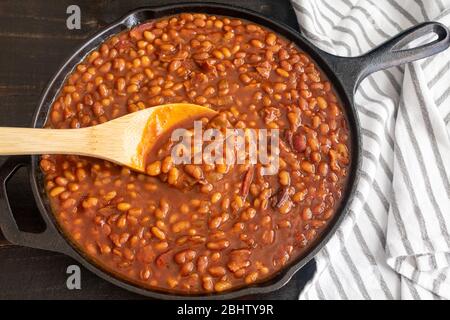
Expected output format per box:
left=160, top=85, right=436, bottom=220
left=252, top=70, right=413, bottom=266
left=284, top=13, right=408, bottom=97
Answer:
left=325, top=22, right=450, bottom=96
left=0, top=156, right=67, bottom=253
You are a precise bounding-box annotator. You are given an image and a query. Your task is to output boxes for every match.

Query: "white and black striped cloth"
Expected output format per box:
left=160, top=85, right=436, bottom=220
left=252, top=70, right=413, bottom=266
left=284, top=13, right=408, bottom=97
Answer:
left=291, top=0, right=450, bottom=299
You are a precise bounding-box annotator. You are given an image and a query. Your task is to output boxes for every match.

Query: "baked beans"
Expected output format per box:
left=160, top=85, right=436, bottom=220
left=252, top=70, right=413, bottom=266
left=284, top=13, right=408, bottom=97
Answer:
left=40, top=13, right=350, bottom=294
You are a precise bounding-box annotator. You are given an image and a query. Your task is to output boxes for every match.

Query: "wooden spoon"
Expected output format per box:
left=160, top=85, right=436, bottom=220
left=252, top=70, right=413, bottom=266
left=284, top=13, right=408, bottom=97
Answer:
left=0, top=103, right=217, bottom=173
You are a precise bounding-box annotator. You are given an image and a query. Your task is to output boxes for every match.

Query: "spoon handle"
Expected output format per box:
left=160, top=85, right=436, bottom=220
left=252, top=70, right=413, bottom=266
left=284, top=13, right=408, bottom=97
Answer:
left=0, top=127, right=93, bottom=156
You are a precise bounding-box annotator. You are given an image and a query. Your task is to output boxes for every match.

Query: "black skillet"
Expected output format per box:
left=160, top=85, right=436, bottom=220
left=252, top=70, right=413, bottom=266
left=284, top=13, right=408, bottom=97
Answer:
left=0, top=3, right=449, bottom=299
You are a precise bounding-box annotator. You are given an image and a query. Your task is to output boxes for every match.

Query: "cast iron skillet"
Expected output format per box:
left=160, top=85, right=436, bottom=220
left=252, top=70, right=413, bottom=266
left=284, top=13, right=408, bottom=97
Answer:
left=0, top=3, right=449, bottom=299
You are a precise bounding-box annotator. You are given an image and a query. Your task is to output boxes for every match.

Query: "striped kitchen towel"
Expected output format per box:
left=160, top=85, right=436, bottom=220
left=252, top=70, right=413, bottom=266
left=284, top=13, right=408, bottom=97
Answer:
left=291, top=0, right=450, bottom=299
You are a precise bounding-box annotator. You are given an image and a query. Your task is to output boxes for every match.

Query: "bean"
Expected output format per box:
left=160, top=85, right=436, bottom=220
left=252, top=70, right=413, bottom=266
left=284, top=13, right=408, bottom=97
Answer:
left=278, top=171, right=290, bottom=186
left=241, top=208, right=256, bottom=221
left=210, top=192, right=222, bottom=204
left=280, top=61, right=292, bottom=72
left=200, top=183, right=213, bottom=193
left=149, top=86, right=161, bottom=95
left=193, top=52, right=209, bottom=60
left=208, top=266, right=226, bottom=277
left=123, top=248, right=135, bottom=260
left=168, top=167, right=179, bottom=185
left=227, top=259, right=250, bottom=273
left=194, top=18, right=206, bottom=27
left=265, top=33, right=277, bottom=46
left=172, top=220, right=190, bottom=233
left=99, top=244, right=111, bottom=255
left=302, top=208, right=313, bottom=221
left=59, top=191, right=70, bottom=200
left=239, top=73, right=252, bottom=84
left=104, top=191, right=117, bottom=201
left=221, top=198, right=230, bottom=210
left=209, top=216, right=222, bottom=229
left=261, top=215, right=271, bottom=226
left=86, top=243, right=97, bottom=255
left=319, top=163, right=329, bottom=176
left=168, top=60, right=181, bottom=72
left=216, top=164, right=228, bottom=174
left=184, top=165, right=203, bottom=179
left=68, top=183, right=79, bottom=192
left=167, top=277, right=178, bottom=288
left=93, top=103, right=104, bottom=116
left=310, top=82, right=324, bottom=90
left=301, top=161, right=315, bottom=174
left=306, top=229, right=317, bottom=241
left=323, top=209, right=334, bottom=220
left=132, top=58, right=141, bottom=68
left=245, top=271, right=259, bottom=284
left=151, top=226, right=166, bottom=240
left=262, top=230, right=275, bottom=244
left=180, top=262, right=194, bottom=276
left=250, top=39, right=264, bottom=48
left=214, top=20, right=224, bottom=29
left=279, top=201, right=292, bottom=214
left=276, top=68, right=289, bottom=78
left=233, top=195, right=244, bottom=209
left=140, top=267, right=152, bottom=280
left=161, top=156, right=173, bottom=173
left=82, top=197, right=98, bottom=209
left=212, top=50, right=224, bottom=59
left=293, top=190, right=307, bottom=202
left=308, top=137, right=320, bottom=151
left=141, top=30, right=154, bottom=42
left=76, top=168, right=87, bottom=181
left=223, top=31, right=234, bottom=40
left=55, top=177, right=68, bottom=186
left=174, top=249, right=196, bottom=264
left=62, top=198, right=76, bottom=209
left=221, top=47, right=232, bottom=58
left=319, top=123, right=330, bottom=135
left=277, top=220, right=291, bottom=229
left=40, top=159, right=54, bottom=172
left=127, top=84, right=138, bottom=93
left=317, top=96, right=328, bottom=109
left=202, top=276, right=214, bottom=291
left=50, top=187, right=65, bottom=197
left=146, top=161, right=161, bottom=176
left=195, top=255, right=208, bottom=271
left=274, top=82, right=287, bottom=92
left=206, top=240, right=230, bottom=250
left=129, top=208, right=143, bottom=217
left=160, top=43, right=175, bottom=51
left=117, top=202, right=131, bottom=211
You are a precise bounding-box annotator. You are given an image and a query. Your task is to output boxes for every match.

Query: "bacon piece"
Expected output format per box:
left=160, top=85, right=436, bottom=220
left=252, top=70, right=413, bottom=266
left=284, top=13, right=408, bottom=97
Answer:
left=293, top=133, right=307, bottom=153
left=272, top=186, right=290, bottom=208
left=256, top=61, right=272, bottom=79
left=285, top=130, right=294, bottom=150
left=241, top=166, right=255, bottom=198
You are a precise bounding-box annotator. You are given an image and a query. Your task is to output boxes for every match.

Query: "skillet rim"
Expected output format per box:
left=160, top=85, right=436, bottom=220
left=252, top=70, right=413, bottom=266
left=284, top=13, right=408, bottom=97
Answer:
left=28, top=2, right=361, bottom=299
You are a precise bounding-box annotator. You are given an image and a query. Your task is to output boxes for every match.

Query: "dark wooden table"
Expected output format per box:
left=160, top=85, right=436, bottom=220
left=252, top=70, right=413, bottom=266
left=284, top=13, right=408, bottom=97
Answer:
left=0, top=0, right=315, bottom=299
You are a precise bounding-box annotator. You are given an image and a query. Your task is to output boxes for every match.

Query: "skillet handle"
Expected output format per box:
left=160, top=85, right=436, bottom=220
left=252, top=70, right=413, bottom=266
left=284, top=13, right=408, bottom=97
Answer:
left=0, top=156, right=67, bottom=253
left=325, top=22, right=450, bottom=96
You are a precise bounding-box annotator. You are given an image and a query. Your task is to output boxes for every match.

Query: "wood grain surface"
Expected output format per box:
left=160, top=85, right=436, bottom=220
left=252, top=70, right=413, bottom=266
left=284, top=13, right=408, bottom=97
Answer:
left=0, top=0, right=313, bottom=299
